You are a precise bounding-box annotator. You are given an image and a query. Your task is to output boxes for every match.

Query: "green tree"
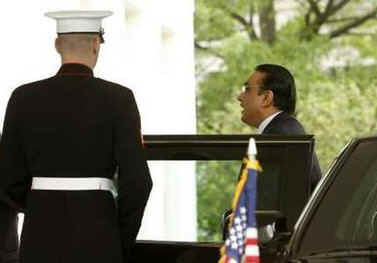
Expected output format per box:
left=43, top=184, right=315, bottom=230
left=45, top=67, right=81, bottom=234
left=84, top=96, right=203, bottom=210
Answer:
left=195, top=0, right=377, bottom=241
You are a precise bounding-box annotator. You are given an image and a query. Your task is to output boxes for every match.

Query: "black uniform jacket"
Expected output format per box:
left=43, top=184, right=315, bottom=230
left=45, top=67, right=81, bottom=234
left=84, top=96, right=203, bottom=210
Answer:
left=0, top=63, right=152, bottom=263
left=0, top=201, right=18, bottom=263
left=263, top=111, right=322, bottom=192
left=0, top=133, right=19, bottom=263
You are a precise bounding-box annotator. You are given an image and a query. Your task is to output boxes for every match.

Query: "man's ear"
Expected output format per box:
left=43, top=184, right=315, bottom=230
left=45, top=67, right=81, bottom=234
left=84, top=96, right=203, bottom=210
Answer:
left=92, top=37, right=100, bottom=55
left=262, top=90, right=274, bottom=107
left=55, top=37, right=60, bottom=54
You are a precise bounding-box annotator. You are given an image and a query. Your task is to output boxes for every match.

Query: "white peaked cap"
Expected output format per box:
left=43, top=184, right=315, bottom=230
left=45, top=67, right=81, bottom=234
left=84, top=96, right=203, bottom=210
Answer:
left=45, top=10, right=113, bottom=34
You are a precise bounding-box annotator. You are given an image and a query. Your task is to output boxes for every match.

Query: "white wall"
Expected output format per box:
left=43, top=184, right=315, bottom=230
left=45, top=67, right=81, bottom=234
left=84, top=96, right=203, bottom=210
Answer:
left=0, top=0, right=197, bottom=241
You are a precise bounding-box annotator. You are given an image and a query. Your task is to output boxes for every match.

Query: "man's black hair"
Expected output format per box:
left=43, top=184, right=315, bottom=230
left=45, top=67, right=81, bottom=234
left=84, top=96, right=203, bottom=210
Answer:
left=255, top=64, right=296, bottom=115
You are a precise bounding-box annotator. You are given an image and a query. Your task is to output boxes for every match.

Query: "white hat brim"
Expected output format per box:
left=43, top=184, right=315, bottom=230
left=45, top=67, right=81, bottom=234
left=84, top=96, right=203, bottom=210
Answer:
left=45, top=10, right=113, bottom=34
left=45, top=10, right=113, bottom=19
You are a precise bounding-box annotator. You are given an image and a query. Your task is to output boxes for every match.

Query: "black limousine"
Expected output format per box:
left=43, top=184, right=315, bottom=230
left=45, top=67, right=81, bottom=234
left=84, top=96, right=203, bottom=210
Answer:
left=131, top=135, right=377, bottom=263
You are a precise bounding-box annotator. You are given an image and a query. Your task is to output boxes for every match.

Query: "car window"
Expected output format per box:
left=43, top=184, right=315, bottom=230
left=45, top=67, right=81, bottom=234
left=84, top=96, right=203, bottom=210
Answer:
left=298, top=140, right=377, bottom=255
left=337, top=157, right=377, bottom=242
left=197, top=160, right=241, bottom=241
left=142, top=135, right=314, bottom=242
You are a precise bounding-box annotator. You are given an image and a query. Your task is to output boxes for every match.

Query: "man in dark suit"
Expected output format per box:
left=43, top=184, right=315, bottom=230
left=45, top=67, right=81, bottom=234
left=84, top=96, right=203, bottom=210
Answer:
left=236, top=64, right=321, bottom=242
left=0, top=11, right=152, bottom=263
left=238, top=64, right=321, bottom=191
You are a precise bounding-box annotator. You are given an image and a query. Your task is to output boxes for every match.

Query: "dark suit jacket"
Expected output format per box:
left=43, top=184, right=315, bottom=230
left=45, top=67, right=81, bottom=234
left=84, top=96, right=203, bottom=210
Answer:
left=0, top=63, right=152, bottom=263
left=263, top=111, right=322, bottom=192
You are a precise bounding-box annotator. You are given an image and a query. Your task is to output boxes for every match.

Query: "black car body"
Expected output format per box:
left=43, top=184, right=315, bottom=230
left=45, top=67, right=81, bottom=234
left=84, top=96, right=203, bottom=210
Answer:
left=280, top=136, right=377, bottom=263
left=130, top=135, right=377, bottom=263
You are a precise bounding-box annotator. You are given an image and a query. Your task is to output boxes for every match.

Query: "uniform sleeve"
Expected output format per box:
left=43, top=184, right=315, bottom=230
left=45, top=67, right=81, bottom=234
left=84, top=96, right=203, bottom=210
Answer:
left=0, top=201, right=19, bottom=262
left=112, top=88, right=152, bottom=260
left=0, top=91, right=31, bottom=211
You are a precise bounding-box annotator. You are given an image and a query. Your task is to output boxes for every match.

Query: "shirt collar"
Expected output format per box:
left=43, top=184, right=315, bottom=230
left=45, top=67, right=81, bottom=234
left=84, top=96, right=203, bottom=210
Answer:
left=257, top=111, right=282, bottom=134
left=56, top=63, right=94, bottom=77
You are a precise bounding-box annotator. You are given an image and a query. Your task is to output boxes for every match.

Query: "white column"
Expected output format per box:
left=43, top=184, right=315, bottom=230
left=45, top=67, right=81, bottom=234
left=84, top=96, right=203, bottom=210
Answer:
left=119, top=0, right=197, bottom=241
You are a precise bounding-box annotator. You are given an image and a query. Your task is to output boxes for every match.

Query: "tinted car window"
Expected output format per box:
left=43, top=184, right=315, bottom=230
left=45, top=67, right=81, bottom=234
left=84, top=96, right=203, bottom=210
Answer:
left=143, top=135, right=314, bottom=243
left=298, top=140, right=377, bottom=255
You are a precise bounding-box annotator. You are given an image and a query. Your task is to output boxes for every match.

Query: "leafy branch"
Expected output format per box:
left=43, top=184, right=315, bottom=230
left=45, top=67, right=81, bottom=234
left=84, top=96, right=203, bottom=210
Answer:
left=303, top=0, right=377, bottom=39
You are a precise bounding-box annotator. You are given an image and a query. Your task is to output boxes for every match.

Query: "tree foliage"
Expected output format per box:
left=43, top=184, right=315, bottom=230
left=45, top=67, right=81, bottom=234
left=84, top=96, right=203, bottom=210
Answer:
left=195, top=0, right=377, bottom=241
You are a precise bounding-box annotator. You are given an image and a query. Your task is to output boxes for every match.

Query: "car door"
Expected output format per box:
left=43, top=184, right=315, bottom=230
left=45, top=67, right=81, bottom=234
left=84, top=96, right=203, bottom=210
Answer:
left=286, top=137, right=377, bottom=263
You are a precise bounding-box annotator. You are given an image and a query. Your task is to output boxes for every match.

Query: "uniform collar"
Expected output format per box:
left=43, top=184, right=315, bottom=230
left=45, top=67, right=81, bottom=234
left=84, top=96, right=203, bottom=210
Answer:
left=56, top=63, right=94, bottom=77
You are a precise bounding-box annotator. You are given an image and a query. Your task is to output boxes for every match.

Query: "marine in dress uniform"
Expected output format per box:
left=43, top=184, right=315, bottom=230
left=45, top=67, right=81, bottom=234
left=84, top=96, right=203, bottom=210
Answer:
left=0, top=11, right=152, bottom=263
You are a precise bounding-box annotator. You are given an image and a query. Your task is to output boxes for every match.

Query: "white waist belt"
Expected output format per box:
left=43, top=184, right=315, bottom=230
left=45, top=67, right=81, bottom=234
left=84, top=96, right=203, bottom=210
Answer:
left=31, top=177, right=117, bottom=198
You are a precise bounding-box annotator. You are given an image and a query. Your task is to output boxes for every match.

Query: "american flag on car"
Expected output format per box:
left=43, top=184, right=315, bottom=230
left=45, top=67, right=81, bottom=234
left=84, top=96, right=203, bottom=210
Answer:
left=219, top=156, right=261, bottom=263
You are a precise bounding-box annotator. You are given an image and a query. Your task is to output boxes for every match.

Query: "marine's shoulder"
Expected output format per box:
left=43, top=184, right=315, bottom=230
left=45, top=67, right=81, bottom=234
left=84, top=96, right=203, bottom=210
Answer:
left=11, top=77, right=55, bottom=97
left=93, top=77, right=132, bottom=93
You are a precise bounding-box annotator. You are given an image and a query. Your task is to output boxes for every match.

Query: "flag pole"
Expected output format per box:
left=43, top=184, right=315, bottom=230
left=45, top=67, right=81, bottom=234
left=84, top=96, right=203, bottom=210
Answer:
left=248, top=138, right=257, bottom=161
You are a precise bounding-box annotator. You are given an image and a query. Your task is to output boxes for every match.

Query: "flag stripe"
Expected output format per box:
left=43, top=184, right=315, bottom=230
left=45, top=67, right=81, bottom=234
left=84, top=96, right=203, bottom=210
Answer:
left=246, top=228, right=258, bottom=238
left=246, top=238, right=258, bottom=246
left=245, top=245, right=259, bottom=256
left=245, top=256, right=260, bottom=263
